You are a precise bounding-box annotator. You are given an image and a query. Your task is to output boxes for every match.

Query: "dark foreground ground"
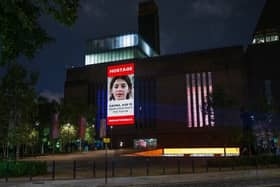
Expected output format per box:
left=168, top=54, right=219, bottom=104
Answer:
left=1, top=150, right=280, bottom=187
left=1, top=168, right=280, bottom=187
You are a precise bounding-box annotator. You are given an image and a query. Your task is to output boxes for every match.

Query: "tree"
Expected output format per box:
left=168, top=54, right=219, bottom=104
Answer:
left=8, top=122, right=38, bottom=156
left=59, top=98, right=96, bottom=126
left=0, top=0, right=79, bottom=65
left=36, top=96, right=60, bottom=154
left=60, top=123, right=76, bottom=152
left=84, top=125, right=96, bottom=148
left=0, top=63, right=38, bottom=159
left=59, top=99, right=96, bottom=152
left=27, top=128, right=39, bottom=154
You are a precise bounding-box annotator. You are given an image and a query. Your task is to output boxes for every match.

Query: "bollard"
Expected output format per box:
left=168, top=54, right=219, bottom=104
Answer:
left=146, top=158, right=150, bottom=176
left=206, top=159, right=208, bottom=172
left=130, top=166, right=133, bottom=176
left=162, top=158, right=166, bottom=175
left=29, top=164, right=33, bottom=181
left=105, top=144, right=108, bottom=184
left=73, top=160, right=76, bottom=179
left=52, top=160, right=55, bottom=180
left=5, top=162, right=9, bottom=182
left=255, top=157, right=258, bottom=171
left=192, top=159, right=195, bottom=173
left=177, top=159, right=181, bottom=174
left=129, top=158, right=133, bottom=176
left=112, top=160, right=115, bottom=177
left=92, top=160, right=96, bottom=177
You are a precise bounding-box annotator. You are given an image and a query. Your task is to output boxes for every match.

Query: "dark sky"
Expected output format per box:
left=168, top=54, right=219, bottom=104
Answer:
left=29, top=0, right=266, bottom=101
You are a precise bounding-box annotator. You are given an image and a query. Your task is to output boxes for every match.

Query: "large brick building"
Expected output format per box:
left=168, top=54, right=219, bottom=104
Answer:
left=64, top=0, right=280, bottom=150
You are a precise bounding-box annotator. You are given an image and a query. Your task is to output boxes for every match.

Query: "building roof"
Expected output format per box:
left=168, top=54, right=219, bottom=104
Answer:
left=253, top=0, right=280, bottom=33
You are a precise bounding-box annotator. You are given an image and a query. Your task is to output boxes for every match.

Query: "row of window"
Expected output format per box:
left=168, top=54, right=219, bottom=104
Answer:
left=87, top=34, right=138, bottom=52
left=85, top=49, right=136, bottom=65
left=85, top=34, right=158, bottom=66
left=252, top=33, right=279, bottom=44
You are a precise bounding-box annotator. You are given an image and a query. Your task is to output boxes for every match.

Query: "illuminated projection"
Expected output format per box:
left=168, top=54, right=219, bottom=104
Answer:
left=107, top=63, right=134, bottom=125
left=186, top=72, right=215, bottom=128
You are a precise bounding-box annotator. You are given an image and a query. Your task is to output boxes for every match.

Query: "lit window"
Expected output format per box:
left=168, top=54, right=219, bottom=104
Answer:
left=256, top=37, right=265, bottom=43
left=271, top=35, right=279, bottom=41
left=85, top=55, right=89, bottom=65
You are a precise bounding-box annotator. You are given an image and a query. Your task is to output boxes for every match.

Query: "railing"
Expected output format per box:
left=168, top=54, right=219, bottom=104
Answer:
left=1, top=156, right=280, bottom=183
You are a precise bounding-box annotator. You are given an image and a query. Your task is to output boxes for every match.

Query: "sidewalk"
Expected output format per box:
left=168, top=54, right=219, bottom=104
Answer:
left=1, top=168, right=280, bottom=187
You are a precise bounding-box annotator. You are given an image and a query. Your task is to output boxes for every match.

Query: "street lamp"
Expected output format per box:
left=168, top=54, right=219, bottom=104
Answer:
left=35, top=121, right=45, bottom=154
left=66, top=123, right=71, bottom=152
left=30, top=121, right=40, bottom=156
left=110, top=126, right=113, bottom=149
left=35, top=121, right=40, bottom=127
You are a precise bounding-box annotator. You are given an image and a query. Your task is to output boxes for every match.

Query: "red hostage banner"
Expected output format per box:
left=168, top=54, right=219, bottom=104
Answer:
left=107, top=63, right=134, bottom=77
left=107, top=63, right=134, bottom=126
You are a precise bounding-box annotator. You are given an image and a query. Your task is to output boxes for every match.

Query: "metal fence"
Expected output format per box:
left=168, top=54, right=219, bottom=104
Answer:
left=1, top=156, right=279, bottom=183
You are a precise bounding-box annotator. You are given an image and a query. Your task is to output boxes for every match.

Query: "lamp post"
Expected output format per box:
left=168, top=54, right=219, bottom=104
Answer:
left=30, top=121, right=40, bottom=156
left=110, top=126, right=113, bottom=149
left=35, top=121, right=44, bottom=154
left=35, top=121, right=40, bottom=127
left=66, top=123, right=71, bottom=152
left=90, top=124, right=95, bottom=151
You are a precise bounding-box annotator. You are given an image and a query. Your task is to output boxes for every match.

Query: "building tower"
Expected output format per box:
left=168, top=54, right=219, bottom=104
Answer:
left=138, top=0, right=160, bottom=54
left=251, top=0, right=280, bottom=44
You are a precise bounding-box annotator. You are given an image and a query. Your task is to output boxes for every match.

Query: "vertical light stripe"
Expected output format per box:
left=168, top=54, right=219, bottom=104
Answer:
left=94, top=54, right=97, bottom=64
left=192, top=74, right=197, bottom=127
left=208, top=72, right=215, bottom=126
left=91, top=55, right=94, bottom=64
left=186, top=74, right=192, bottom=128
left=202, top=72, right=209, bottom=126
left=186, top=72, right=215, bottom=128
left=85, top=55, right=89, bottom=65
left=197, top=73, right=203, bottom=127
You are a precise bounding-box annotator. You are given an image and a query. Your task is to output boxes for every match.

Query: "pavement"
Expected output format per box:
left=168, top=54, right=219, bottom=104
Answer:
left=1, top=168, right=280, bottom=187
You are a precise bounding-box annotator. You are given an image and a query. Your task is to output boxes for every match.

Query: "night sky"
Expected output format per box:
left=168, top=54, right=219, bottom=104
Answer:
left=27, top=0, right=266, bottom=101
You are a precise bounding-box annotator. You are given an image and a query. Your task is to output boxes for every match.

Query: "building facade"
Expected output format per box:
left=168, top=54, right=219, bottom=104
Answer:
left=64, top=0, right=280, bottom=150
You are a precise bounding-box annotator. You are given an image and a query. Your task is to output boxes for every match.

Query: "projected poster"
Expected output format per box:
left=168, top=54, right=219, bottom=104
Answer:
left=107, top=63, right=134, bottom=125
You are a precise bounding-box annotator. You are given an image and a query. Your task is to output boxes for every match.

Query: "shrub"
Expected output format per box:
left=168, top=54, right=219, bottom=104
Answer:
left=0, top=160, right=47, bottom=177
